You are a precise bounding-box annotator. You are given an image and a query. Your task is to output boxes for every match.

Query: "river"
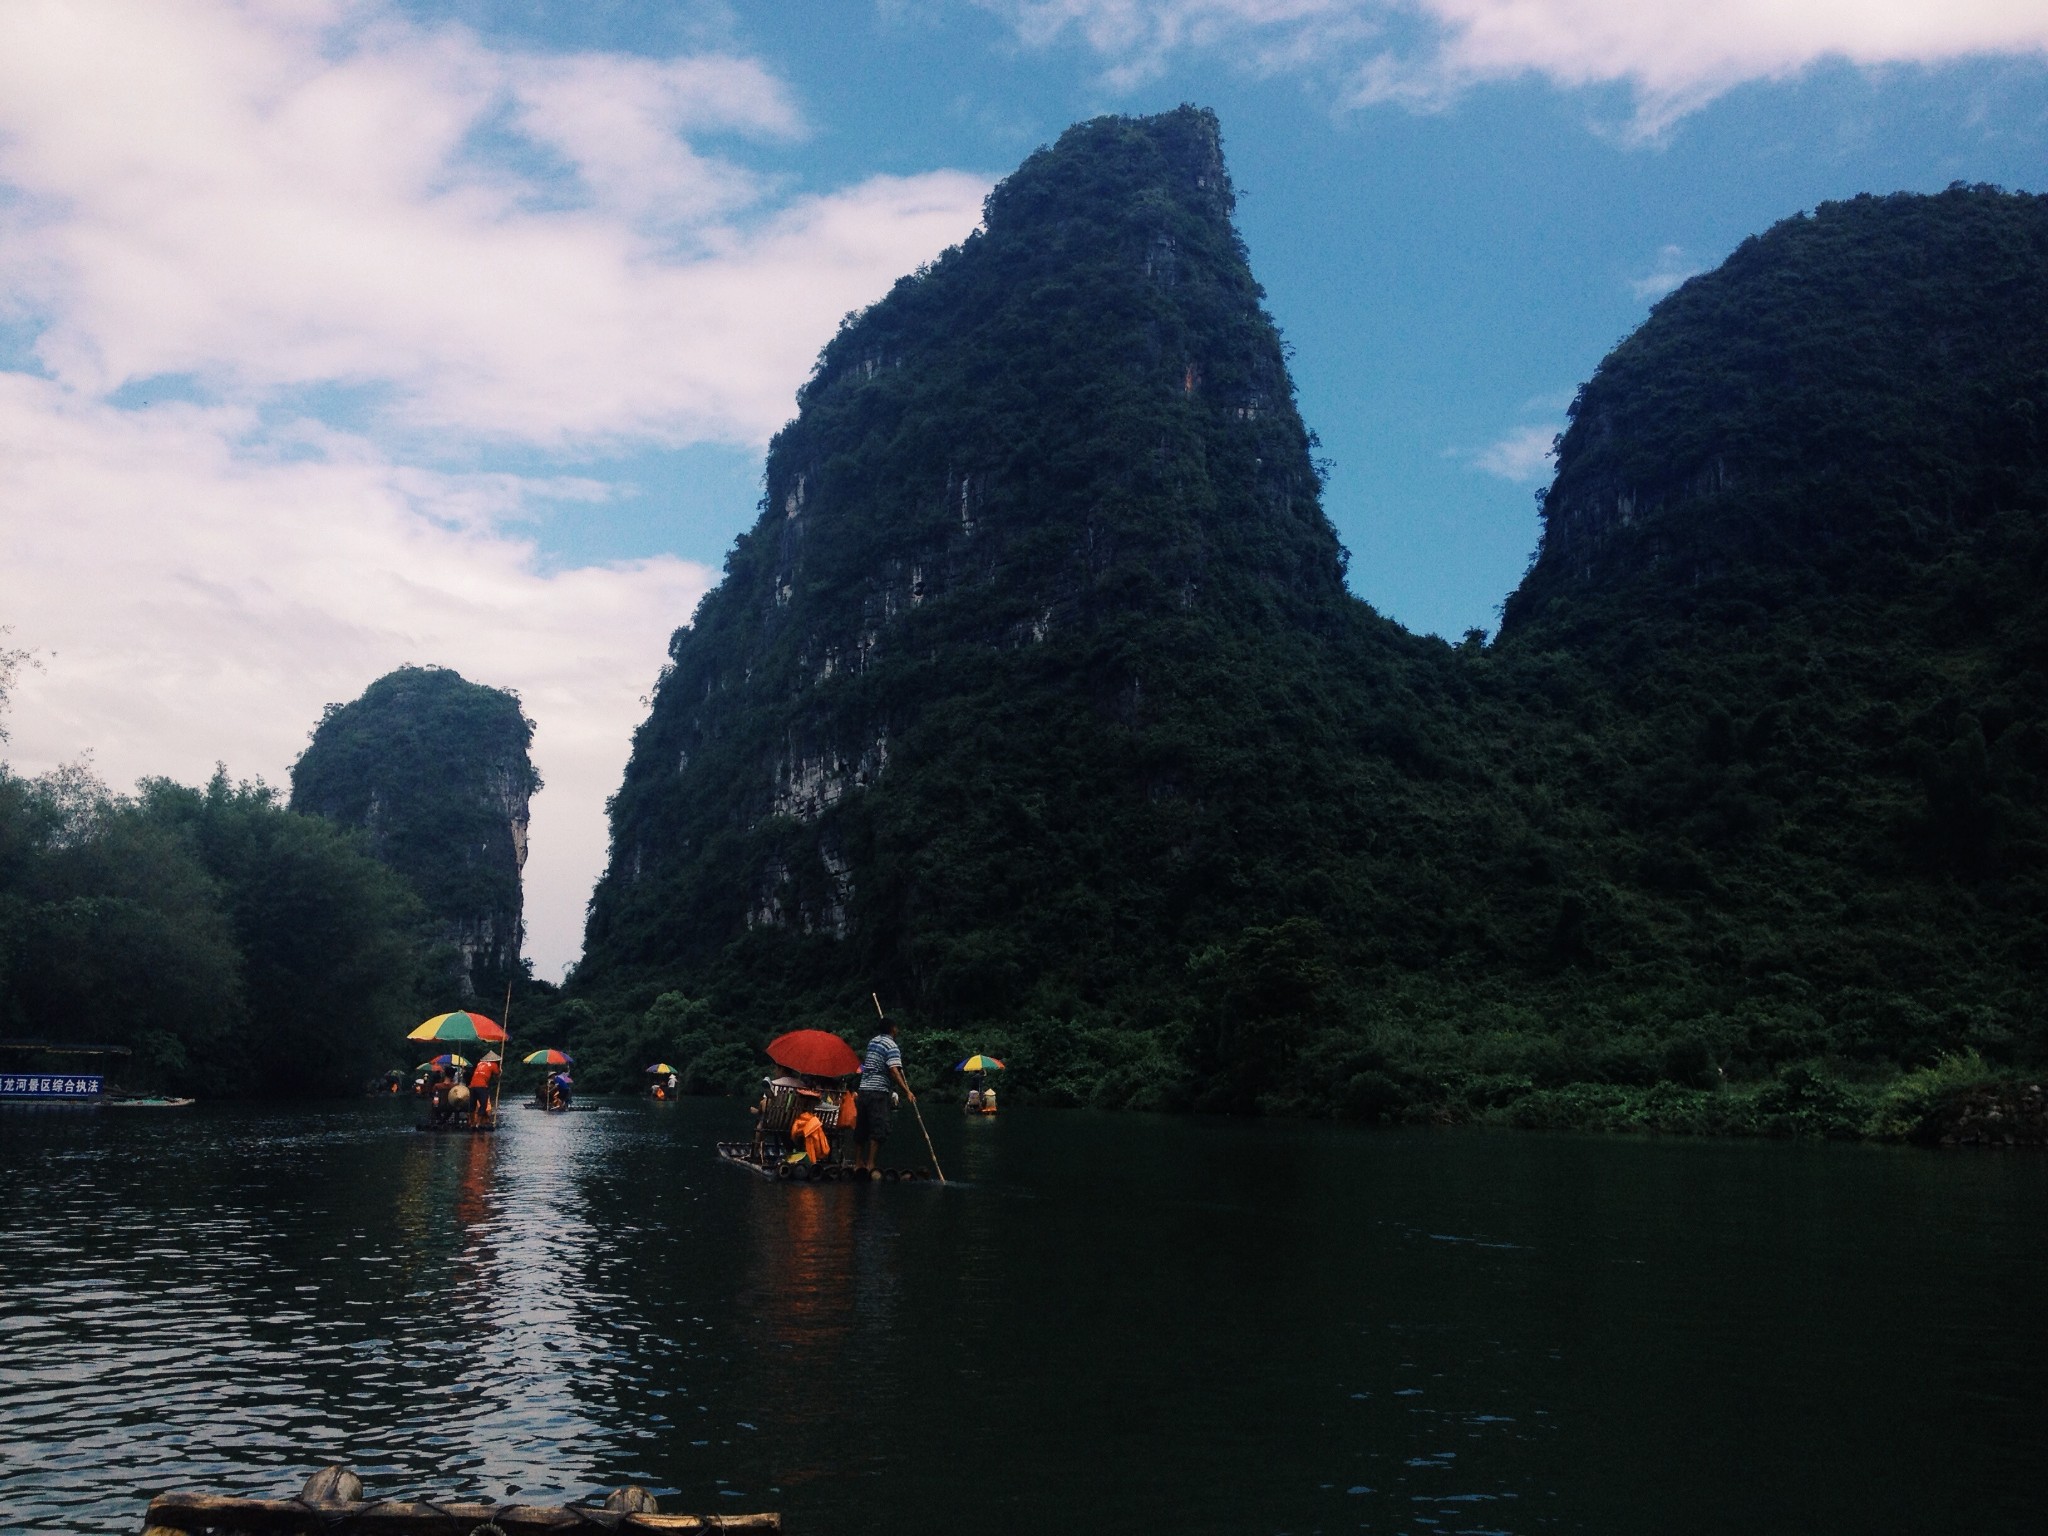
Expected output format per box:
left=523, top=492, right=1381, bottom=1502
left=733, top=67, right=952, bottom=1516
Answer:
left=1, top=1098, right=2042, bottom=1534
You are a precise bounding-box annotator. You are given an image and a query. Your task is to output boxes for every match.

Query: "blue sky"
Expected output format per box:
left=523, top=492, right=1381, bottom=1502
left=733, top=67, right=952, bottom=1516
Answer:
left=3, top=0, right=2044, bottom=974
left=408, top=1, right=2048, bottom=638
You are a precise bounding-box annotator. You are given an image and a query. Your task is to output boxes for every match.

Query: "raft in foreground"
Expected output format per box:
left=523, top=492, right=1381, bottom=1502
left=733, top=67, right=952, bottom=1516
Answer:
left=142, top=1467, right=778, bottom=1534
left=716, top=1140, right=934, bottom=1182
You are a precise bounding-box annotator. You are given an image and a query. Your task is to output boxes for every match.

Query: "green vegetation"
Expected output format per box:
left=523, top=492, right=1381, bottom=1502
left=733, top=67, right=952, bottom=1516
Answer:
left=0, top=761, right=429, bottom=1095
left=291, top=665, right=540, bottom=1001
left=7, top=120, right=2040, bottom=1135
left=549, top=114, right=2046, bottom=1138
left=0, top=654, right=542, bottom=1098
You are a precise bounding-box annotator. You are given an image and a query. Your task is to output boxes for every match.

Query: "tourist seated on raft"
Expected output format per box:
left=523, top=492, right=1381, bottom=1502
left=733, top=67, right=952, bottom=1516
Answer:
left=966, top=1087, right=982, bottom=1111
left=981, top=1086, right=996, bottom=1113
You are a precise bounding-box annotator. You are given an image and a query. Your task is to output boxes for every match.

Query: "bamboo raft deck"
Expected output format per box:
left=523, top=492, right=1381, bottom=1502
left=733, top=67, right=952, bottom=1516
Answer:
left=143, top=1468, right=778, bottom=1535
left=714, top=1140, right=934, bottom=1182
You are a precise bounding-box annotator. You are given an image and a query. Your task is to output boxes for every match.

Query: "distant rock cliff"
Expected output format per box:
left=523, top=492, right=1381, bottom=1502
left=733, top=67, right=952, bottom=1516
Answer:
left=291, top=666, right=539, bottom=999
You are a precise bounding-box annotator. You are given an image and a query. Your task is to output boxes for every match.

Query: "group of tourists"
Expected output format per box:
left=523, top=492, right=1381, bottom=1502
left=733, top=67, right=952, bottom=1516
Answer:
left=421, top=1054, right=499, bottom=1128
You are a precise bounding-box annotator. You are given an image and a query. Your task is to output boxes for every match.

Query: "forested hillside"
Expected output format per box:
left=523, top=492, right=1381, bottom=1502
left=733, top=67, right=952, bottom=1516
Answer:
left=549, top=113, right=2046, bottom=1137
left=291, top=666, right=540, bottom=1002
left=0, top=656, right=538, bottom=1096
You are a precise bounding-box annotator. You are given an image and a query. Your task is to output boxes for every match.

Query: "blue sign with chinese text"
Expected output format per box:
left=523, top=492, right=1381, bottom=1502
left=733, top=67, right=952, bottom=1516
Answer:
left=0, top=1073, right=103, bottom=1098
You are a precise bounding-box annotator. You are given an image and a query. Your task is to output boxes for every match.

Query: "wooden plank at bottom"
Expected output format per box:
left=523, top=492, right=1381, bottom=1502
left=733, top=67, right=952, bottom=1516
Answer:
left=143, top=1492, right=780, bottom=1533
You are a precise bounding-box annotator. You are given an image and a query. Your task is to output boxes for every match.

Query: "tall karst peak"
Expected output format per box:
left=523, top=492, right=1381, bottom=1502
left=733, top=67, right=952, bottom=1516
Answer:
left=581, top=107, right=1390, bottom=1018
left=291, top=665, right=540, bottom=1000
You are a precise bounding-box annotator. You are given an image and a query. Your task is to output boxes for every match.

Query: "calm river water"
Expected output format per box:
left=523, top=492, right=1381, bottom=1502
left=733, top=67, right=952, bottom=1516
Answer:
left=2, top=1098, right=2043, bottom=1534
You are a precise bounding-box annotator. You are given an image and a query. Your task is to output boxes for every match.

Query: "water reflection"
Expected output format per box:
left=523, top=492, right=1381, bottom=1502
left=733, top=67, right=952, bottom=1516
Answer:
left=3, top=1102, right=2046, bottom=1536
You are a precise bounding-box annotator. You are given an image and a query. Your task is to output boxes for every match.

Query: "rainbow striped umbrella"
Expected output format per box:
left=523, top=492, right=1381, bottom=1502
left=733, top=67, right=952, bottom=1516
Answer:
left=955, top=1054, right=1006, bottom=1072
left=522, top=1048, right=573, bottom=1066
left=416, top=1054, right=471, bottom=1071
left=409, top=1011, right=507, bottom=1043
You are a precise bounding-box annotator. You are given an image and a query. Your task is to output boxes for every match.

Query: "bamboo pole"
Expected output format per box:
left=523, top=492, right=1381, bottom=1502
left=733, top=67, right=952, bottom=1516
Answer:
left=496, top=975, right=513, bottom=1123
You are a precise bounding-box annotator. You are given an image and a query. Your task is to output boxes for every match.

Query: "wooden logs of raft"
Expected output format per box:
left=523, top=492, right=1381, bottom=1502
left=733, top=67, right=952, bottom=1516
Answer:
left=141, top=1466, right=779, bottom=1534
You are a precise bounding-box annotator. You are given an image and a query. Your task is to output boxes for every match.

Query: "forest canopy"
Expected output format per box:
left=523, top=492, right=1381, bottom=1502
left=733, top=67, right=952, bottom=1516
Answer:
left=543, top=121, right=2048, bottom=1139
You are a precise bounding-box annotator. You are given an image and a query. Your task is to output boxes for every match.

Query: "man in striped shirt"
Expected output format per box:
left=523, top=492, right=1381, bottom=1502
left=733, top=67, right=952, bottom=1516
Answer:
left=853, top=1017, right=915, bottom=1175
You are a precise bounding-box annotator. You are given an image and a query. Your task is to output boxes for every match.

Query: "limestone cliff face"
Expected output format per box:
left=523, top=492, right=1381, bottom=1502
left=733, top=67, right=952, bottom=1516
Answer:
left=581, top=107, right=1394, bottom=1010
left=290, top=666, right=539, bottom=998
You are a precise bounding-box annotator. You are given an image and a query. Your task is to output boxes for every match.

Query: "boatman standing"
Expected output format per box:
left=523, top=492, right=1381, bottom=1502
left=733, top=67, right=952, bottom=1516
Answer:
left=853, top=1017, right=914, bottom=1178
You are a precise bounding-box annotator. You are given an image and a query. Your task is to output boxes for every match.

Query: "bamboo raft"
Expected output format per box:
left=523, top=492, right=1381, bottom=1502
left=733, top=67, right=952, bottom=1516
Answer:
left=714, top=1139, right=933, bottom=1181
left=143, top=1467, right=778, bottom=1535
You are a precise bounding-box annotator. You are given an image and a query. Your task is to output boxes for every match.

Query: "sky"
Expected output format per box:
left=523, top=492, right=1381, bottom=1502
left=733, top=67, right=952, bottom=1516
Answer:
left=2, top=1, right=2045, bottom=980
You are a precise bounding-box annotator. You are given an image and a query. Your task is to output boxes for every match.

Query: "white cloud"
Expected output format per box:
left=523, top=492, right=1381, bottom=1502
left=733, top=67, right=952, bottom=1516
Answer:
left=1630, top=243, right=1702, bottom=299
left=0, top=375, right=715, bottom=978
left=0, top=0, right=994, bottom=977
left=986, top=0, right=2048, bottom=134
left=1472, top=421, right=1558, bottom=482
left=0, top=0, right=990, bottom=447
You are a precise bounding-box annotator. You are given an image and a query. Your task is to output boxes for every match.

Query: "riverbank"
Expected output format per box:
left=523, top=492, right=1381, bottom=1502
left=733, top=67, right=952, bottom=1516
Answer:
left=1464, top=1057, right=2048, bottom=1145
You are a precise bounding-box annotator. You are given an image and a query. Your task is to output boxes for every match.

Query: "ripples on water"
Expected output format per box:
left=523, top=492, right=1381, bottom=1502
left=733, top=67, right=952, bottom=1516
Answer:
left=3, top=1098, right=2044, bottom=1535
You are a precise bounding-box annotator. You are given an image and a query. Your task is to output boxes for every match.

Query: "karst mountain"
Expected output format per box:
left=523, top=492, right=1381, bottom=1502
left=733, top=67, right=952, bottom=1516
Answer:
left=563, top=111, right=2047, bottom=1121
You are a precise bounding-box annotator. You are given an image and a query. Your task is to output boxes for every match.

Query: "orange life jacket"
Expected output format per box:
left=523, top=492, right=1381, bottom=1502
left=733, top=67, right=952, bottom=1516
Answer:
left=790, top=1111, right=831, bottom=1165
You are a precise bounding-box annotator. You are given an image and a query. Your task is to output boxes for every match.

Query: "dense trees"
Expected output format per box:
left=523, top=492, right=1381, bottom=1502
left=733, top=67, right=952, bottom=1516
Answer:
left=7, top=126, right=2043, bottom=1133
left=546, top=118, right=2047, bottom=1134
left=0, top=764, right=428, bottom=1095
left=0, top=652, right=522, bottom=1097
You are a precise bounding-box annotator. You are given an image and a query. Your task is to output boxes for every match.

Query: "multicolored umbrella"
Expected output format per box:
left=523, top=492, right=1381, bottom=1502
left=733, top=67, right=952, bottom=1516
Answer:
left=645, top=1063, right=678, bottom=1075
left=416, top=1054, right=471, bottom=1071
left=409, top=1011, right=507, bottom=1043
left=522, top=1048, right=573, bottom=1066
left=956, top=1054, right=1006, bottom=1072
left=766, top=1029, right=862, bottom=1077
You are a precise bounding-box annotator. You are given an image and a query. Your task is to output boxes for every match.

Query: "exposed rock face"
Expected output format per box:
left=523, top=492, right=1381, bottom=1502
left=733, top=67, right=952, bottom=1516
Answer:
left=580, top=107, right=1383, bottom=1008
left=290, top=666, right=540, bottom=998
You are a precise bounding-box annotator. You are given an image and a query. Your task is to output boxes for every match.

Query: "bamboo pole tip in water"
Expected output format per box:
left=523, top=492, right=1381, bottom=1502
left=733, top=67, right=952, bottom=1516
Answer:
left=301, top=1465, right=363, bottom=1504
left=604, top=1486, right=661, bottom=1513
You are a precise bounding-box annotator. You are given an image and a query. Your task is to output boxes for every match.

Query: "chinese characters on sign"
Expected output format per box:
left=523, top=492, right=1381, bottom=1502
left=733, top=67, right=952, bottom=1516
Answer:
left=0, top=1074, right=104, bottom=1097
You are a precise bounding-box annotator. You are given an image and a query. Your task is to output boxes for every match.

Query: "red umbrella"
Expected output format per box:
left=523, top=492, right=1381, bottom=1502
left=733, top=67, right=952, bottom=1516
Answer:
left=766, top=1029, right=862, bottom=1078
